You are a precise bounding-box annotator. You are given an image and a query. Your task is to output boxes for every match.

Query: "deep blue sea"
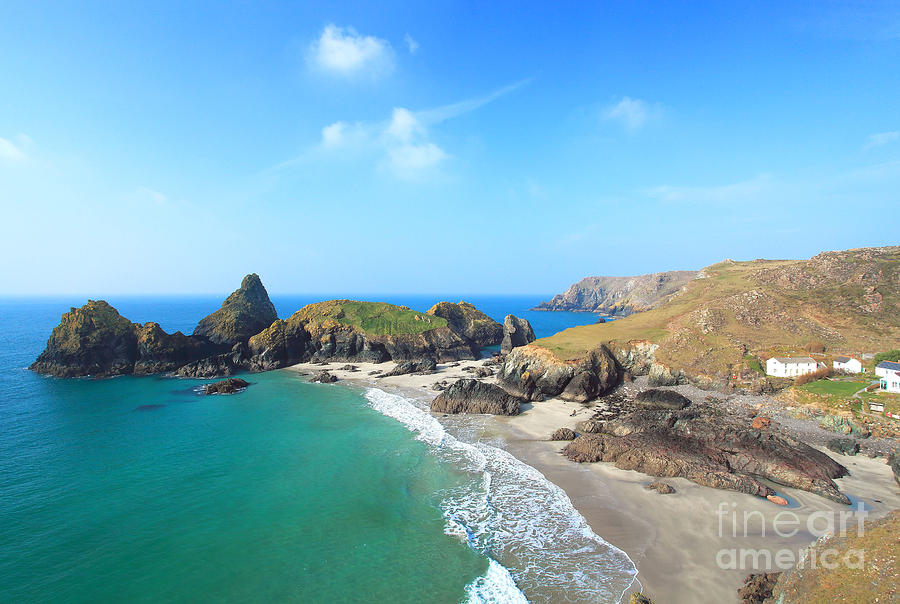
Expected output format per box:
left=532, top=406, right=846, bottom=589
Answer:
left=0, top=295, right=636, bottom=603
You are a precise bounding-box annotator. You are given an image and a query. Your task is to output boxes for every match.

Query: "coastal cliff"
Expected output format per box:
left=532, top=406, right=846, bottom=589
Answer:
left=534, top=271, right=698, bottom=315
left=535, top=246, right=900, bottom=383
left=32, top=290, right=512, bottom=378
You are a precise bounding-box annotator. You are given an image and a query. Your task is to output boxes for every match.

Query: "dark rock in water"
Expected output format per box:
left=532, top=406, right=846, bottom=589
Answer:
left=430, top=379, right=522, bottom=415
left=827, top=438, right=859, bottom=456
left=550, top=428, right=577, bottom=441
left=500, top=314, right=536, bottom=353
left=629, top=594, right=653, bottom=604
left=203, top=377, right=250, bottom=395
left=645, top=481, right=675, bottom=494
left=498, top=344, right=618, bottom=403
left=193, top=274, right=278, bottom=346
left=136, top=404, right=166, bottom=411
left=738, top=572, right=781, bottom=604
left=378, top=358, right=437, bottom=378
left=426, top=301, right=503, bottom=350
left=311, top=371, right=337, bottom=383
left=562, top=403, right=850, bottom=504
left=595, top=316, right=606, bottom=324
left=634, top=389, right=692, bottom=410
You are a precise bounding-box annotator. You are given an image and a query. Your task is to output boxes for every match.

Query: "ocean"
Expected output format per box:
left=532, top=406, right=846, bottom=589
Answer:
left=0, top=295, right=637, bottom=603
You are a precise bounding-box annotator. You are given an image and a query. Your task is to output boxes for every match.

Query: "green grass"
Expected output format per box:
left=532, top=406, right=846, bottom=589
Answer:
left=292, top=300, right=448, bottom=336
left=799, top=379, right=868, bottom=398
left=744, top=354, right=764, bottom=375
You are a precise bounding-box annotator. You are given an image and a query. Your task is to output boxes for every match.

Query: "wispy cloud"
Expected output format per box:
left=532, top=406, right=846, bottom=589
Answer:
left=602, top=96, right=661, bottom=131
left=644, top=175, right=774, bottom=204
left=0, top=135, right=28, bottom=161
left=404, top=33, right=419, bottom=54
left=273, top=80, right=529, bottom=180
left=864, top=130, right=900, bottom=150
left=307, top=24, right=394, bottom=78
left=132, top=186, right=169, bottom=205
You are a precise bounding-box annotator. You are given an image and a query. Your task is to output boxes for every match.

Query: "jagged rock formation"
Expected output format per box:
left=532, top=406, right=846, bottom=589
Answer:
left=426, top=301, right=503, bottom=350
left=535, top=246, right=900, bottom=382
left=562, top=402, right=850, bottom=504
left=203, top=378, right=249, bottom=395
left=193, top=274, right=278, bottom=345
left=500, top=314, right=535, bottom=353
left=498, top=345, right=619, bottom=403
left=645, top=481, right=675, bottom=494
left=30, top=300, right=219, bottom=377
left=430, top=379, right=522, bottom=415
left=534, top=271, right=698, bottom=315
left=737, top=573, right=780, bottom=604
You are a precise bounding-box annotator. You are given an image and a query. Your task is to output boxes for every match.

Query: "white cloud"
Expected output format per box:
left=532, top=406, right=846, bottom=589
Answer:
left=274, top=80, right=530, bottom=179
left=0, top=136, right=27, bottom=161
left=602, top=96, right=661, bottom=131
left=864, top=131, right=900, bottom=149
left=404, top=33, right=419, bottom=54
left=308, top=24, right=394, bottom=77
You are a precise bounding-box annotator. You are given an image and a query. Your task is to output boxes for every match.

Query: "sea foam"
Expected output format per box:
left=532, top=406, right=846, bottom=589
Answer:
left=364, top=388, right=638, bottom=603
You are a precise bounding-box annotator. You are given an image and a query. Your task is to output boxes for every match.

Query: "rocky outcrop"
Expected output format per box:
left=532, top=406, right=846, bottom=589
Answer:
left=550, top=428, right=577, bottom=441
left=378, top=358, right=437, bottom=377
left=738, top=573, right=780, bottom=604
left=498, top=345, right=619, bottom=403
left=30, top=301, right=219, bottom=377
left=193, top=274, right=278, bottom=345
left=177, top=343, right=250, bottom=378
left=430, top=379, right=522, bottom=415
left=562, top=403, right=850, bottom=504
left=311, top=370, right=337, bottom=383
left=889, top=453, right=900, bottom=487
left=203, top=377, right=249, bottom=395
left=534, top=271, right=698, bottom=315
left=500, top=315, right=535, bottom=353
left=645, top=481, right=675, bottom=494
left=427, top=301, right=503, bottom=349
left=634, top=389, right=692, bottom=410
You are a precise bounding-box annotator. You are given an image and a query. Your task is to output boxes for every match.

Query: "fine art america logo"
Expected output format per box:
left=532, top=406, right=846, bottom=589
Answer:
left=715, top=501, right=868, bottom=571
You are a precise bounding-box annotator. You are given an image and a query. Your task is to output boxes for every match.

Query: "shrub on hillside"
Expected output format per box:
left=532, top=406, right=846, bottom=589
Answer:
left=794, top=366, right=833, bottom=386
left=874, top=349, right=900, bottom=365
left=804, top=341, right=826, bottom=354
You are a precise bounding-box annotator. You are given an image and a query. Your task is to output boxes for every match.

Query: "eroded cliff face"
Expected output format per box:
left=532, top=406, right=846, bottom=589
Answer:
left=534, top=271, right=698, bottom=315
left=500, top=314, right=535, bottom=353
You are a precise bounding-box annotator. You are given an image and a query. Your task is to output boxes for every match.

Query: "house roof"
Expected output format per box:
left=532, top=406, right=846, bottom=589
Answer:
left=877, top=361, right=900, bottom=371
left=834, top=356, right=852, bottom=363
left=772, top=357, right=816, bottom=364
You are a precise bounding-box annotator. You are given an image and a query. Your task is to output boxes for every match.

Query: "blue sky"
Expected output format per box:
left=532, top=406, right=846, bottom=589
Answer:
left=1, top=1, right=898, bottom=295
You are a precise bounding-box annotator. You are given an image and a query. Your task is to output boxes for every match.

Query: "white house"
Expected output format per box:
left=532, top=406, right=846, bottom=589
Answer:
left=880, top=371, right=900, bottom=393
left=875, top=361, right=900, bottom=378
left=833, top=356, right=863, bottom=373
left=766, top=357, right=818, bottom=377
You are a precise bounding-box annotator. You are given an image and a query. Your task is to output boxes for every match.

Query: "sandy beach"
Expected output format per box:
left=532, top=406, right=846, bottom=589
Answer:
left=289, top=359, right=900, bottom=603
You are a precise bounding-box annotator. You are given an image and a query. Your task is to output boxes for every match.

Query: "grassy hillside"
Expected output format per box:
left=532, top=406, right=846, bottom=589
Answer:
left=291, top=300, right=447, bottom=336
left=536, top=247, right=900, bottom=378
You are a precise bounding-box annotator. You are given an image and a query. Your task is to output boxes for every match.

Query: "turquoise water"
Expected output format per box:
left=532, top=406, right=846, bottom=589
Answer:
left=0, top=297, right=633, bottom=603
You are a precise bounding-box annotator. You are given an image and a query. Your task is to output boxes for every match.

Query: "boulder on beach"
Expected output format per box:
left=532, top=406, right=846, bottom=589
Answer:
left=826, top=438, right=859, bottom=456
left=550, top=428, right=577, bottom=441
left=378, top=358, right=437, bottom=378
left=497, top=344, right=619, bottom=403
left=645, top=481, right=675, bottom=494
left=430, top=379, right=522, bottom=416
left=311, top=370, right=337, bottom=383
left=633, top=389, right=692, bottom=410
